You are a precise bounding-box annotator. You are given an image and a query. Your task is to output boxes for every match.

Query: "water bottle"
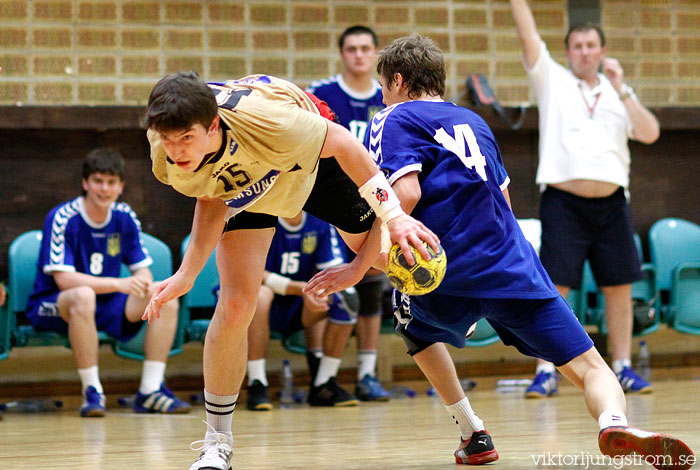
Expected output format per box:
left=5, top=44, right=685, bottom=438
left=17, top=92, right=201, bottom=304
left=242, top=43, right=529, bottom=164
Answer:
left=495, top=379, right=532, bottom=393
left=637, top=340, right=651, bottom=382
left=0, top=398, right=63, bottom=413
left=280, top=359, right=294, bottom=408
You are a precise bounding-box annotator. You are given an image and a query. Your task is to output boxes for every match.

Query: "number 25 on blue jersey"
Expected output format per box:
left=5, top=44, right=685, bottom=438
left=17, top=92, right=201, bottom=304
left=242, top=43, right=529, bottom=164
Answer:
left=434, top=124, right=488, bottom=182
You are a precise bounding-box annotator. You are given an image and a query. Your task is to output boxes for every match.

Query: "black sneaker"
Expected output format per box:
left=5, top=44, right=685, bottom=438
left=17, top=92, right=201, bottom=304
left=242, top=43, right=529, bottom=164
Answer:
left=307, top=378, right=359, bottom=407
left=246, top=380, right=272, bottom=411
left=454, top=430, right=499, bottom=465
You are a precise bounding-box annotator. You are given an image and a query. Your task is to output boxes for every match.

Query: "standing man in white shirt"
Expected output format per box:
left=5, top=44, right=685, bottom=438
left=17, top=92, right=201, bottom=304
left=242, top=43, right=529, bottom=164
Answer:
left=510, top=0, right=660, bottom=398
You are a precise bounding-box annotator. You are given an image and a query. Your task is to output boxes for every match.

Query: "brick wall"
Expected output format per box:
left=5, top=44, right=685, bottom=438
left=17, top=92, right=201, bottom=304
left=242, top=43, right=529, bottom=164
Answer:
left=0, top=0, right=697, bottom=106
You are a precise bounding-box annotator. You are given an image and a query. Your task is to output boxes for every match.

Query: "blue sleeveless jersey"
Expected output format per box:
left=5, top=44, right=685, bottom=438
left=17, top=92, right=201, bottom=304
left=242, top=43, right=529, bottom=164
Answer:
left=28, top=197, right=152, bottom=301
left=307, top=75, right=384, bottom=142
left=367, top=101, right=557, bottom=299
left=266, top=213, right=345, bottom=281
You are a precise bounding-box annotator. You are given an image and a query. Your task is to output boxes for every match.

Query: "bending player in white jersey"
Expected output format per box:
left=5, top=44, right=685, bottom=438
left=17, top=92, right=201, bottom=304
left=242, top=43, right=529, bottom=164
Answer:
left=142, top=72, right=438, bottom=470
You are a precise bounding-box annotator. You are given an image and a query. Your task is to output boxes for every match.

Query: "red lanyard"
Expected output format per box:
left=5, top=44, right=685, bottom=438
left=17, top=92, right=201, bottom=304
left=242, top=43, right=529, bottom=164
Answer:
left=578, top=83, right=601, bottom=118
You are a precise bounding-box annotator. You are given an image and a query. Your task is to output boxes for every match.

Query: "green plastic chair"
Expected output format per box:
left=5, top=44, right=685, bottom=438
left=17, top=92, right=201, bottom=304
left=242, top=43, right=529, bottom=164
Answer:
left=113, top=233, right=185, bottom=360
left=8, top=230, right=75, bottom=348
left=7, top=230, right=184, bottom=358
left=649, top=218, right=700, bottom=332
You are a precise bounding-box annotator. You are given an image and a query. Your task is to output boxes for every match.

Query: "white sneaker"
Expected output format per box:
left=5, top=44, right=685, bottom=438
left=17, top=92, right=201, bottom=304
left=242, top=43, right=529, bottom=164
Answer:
left=189, top=432, right=233, bottom=470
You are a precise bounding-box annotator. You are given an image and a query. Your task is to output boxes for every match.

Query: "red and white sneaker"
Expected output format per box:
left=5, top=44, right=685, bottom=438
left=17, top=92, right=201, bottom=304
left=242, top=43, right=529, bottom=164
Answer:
left=455, top=430, right=499, bottom=465
left=599, top=426, right=695, bottom=470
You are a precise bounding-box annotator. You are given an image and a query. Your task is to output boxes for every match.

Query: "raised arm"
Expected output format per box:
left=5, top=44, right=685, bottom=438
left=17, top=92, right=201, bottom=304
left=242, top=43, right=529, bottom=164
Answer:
left=510, top=0, right=543, bottom=69
left=602, top=58, right=660, bottom=144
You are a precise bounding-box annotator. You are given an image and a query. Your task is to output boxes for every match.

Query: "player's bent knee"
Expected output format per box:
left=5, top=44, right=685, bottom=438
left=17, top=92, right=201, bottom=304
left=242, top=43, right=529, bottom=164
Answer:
left=59, top=286, right=97, bottom=318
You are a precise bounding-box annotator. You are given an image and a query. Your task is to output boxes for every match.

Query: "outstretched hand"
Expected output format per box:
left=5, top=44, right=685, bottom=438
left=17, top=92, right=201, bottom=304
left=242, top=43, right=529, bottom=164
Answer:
left=304, top=262, right=365, bottom=297
left=142, top=272, right=193, bottom=323
left=387, top=213, right=440, bottom=265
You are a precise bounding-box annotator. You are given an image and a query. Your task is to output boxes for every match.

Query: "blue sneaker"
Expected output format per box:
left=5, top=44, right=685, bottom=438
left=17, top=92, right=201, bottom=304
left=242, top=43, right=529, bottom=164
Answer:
left=525, top=371, right=558, bottom=398
left=134, top=383, right=191, bottom=414
left=80, top=385, right=106, bottom=417
left=616, top=367, right=652, bottom=393
left=355, top=374, right=391, bottom=402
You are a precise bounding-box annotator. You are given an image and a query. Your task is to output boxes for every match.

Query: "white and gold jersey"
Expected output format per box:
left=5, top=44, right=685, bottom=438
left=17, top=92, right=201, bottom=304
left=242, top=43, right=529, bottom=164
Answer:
left=149, top=75, right=328, bottom=218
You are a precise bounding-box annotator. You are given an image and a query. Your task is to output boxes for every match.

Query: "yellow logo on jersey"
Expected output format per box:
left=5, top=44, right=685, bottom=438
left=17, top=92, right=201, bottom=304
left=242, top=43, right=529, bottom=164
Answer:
left=368, top=106, right=383, bottom=122
left=107, top=233, right=121, bottom=257
left=301, top=233, right=317, bottom=254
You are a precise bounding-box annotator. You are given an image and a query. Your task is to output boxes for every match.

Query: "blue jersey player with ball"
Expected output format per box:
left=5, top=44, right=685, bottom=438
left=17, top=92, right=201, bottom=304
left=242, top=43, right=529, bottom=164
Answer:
left=306, top=34, right=693, bottom=468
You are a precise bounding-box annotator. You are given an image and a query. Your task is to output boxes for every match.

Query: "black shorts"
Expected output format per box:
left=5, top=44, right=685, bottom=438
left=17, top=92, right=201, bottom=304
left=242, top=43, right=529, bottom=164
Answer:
left=225, top=157, right=376, bottom=233
left=539, top=186, right=642, bottom=288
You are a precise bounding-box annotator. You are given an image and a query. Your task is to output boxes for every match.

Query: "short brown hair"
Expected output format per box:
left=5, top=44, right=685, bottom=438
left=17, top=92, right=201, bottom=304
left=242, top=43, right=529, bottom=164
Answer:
left=143, top=71, right=218, bottom=132
left=82, top=147, right=124, bottom=181
left=377, top=34, right=445, bottom=100
left=565, top=22, right=606, bottom=48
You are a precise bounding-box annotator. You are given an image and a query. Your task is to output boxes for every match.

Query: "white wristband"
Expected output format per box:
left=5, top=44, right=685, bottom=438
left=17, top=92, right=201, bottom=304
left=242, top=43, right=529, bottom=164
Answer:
left=264, top=273, right=290, bottom=295
left=358, top=173, right=405, bottom=223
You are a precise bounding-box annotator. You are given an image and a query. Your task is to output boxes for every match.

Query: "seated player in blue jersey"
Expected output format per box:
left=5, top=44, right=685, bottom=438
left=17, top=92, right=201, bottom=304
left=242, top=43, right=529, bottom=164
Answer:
left=245, top=211, right=359, bottom=410
left=25, top=148, right=190, bottom=418
left=306, top=35, right=694, bottom=468
left=307, top=26, right=392, bottom=402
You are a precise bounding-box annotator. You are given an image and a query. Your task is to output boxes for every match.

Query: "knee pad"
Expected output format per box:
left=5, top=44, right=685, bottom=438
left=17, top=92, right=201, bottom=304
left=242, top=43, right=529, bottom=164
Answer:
left=356, top=275, right=388, bottom=317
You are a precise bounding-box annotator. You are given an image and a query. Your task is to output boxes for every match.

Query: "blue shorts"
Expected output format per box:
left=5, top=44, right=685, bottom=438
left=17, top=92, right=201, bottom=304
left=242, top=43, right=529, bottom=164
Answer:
left=393, top=292, right=593, bottom=366
left=540, top=186, right=642, bottom=288
left=26, top=292, right=143, bottom=342
left=270, top=291, right=357, bottom=338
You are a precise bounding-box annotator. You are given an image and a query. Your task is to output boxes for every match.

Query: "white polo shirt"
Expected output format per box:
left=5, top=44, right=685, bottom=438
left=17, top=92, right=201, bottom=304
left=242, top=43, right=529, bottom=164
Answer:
left=527, top=42, right=634, bottom=189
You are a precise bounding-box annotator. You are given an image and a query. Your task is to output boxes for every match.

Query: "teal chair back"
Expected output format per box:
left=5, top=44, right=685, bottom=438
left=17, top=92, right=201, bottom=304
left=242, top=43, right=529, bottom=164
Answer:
left=7, top=230, right=70, bottom=347
left=8, top=230, right=42, bottom=316
left=649, top=218, right=700, bottom=333
left=672, top=263, right=700, bottom=334
left=180, top=235, right=220, bottom=342
left=649, top=218, right=700, bottom=293
left=113, top=233, right=184, bottom=360
left=0, top=231, right=42, bottom=357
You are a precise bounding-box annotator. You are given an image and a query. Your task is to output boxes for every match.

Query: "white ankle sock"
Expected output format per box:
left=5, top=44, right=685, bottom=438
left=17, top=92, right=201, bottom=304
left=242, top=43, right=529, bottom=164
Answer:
left=204, top=389, right=237, bottom=435
left=314, top=356, right=341, bottom=387
left=139, top=360, right=166, bottom=394
left=536, top=362, right=556, bottom=375
left=598, top=409, right=628, bottom=429
left=78, top=366, right=103, bottom=394
left=357, top=350, right=377, bottom=379
left=247, top=359, right=268, bottom=386
left=612, top=359, right=631, bottom=374
left=445, top=397, right=484, bottom=439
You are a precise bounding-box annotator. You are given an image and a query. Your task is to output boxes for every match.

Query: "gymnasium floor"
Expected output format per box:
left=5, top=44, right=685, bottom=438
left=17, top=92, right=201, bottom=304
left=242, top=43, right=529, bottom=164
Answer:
left=1, top=370, right=698, bottom=469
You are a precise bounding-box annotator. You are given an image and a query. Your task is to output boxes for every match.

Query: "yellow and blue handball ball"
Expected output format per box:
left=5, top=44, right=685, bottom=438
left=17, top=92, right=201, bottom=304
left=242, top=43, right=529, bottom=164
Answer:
left=386, top=242, right=447, bottom=295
